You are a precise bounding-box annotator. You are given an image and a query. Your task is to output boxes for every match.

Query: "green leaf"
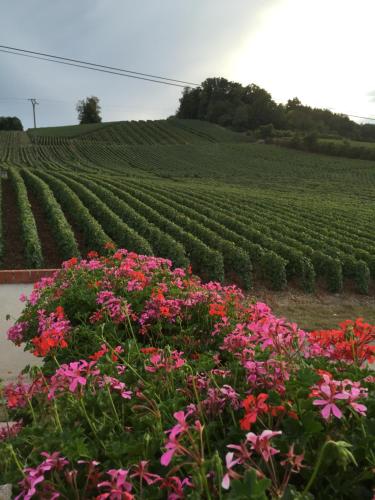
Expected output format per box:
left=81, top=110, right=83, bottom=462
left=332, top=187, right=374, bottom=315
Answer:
left=228, top=469, right=271, bottom=499
left=296, top=367, right=320, bottom=387
left=301, top=411, right=323, bottom=435
left=282, top=485, right=314, bottom=499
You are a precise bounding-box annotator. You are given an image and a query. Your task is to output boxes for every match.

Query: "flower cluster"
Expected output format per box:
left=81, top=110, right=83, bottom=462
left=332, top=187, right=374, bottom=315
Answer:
left=161, top=409, right=203, bottom=468
left=308, top=318, right=375, bottom=366
left=14, top=453, right=193, bottom=500
left=0, top=421, right=23, bottom=442
left=30, top=307, right=71, bottom=357
left=3, top=377, right=44, bottom=409
left=91, top=291, right=136, bottom=324
left=144, top=349, right=186, bottom=373
left=310, top=373, right=368, bottom=420
left=7, top=321, right=29, bottom=345
left=47, top=359, right=100, bottom=399
left=1, top=248, right=374, bottom=499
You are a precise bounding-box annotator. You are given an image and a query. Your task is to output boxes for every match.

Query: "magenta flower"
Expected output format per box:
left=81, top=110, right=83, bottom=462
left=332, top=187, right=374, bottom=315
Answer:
left=346, top=386, right=368, bottom=416
left=161, top=410, right=194, bottom=466
left=130, top=460, right=161, bottom=485
left=7, top=321, right=29, bottom=344
left=39, top=451, right=69, bottom=472
left=15, top=468, right=45, bottom=500
left=160, top=476, right=193, bottom=500
left=101, top=376, right=132, bottom=400
left=161, top=437, right=184, bottom=466
left=312, top=383, right=349, bottom=419
left=98, top=468, right=133, bottom=498
left=48, top=360, right=100, bottom=399
left=246, top=430, right=282, bottom=462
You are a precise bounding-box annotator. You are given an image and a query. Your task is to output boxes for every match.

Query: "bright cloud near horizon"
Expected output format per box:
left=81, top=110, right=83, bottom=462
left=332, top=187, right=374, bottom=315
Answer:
left=0, top=0, right=374, bottom=129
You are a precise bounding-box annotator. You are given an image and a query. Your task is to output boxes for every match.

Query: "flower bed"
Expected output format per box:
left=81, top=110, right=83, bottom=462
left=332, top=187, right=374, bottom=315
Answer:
left=1, top=247, right=374, bottom=499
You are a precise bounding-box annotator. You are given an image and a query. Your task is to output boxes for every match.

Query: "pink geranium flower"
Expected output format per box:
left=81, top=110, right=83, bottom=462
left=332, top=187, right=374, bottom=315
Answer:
left=98, top=469, right=133, bottom=499
left=312, top=383, right=349, bottom=419
left=222, top=452, right=241, bottom=490
left=130, top=460, right=161, bottom=485
left=246, top=430, right=282, bottom=462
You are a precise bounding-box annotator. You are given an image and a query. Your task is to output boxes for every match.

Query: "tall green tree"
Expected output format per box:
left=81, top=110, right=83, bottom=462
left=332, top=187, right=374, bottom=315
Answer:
left=0, top=116, right=23, bottom=131
left=178, top=77, right=375, bottom=140
left=76, top=96, right=102, bottom=124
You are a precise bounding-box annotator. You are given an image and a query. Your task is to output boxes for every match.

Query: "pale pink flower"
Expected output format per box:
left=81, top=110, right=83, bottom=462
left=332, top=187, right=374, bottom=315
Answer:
left=222, top=452, right=241, bottom=489
left=312, top=383, right=348, bottom=419
left=246, top=430, right=282, bottom=462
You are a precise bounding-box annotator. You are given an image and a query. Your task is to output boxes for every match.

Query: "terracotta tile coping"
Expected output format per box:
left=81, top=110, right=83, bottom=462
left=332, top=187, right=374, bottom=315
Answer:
left=0, top=269, right=59, bottom=284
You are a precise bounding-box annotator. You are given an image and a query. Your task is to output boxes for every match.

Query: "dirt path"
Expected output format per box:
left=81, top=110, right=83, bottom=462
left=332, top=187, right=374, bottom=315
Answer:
left=1, top=180, right=27, bottom=269
left=27, top=191, right=62, bottom=268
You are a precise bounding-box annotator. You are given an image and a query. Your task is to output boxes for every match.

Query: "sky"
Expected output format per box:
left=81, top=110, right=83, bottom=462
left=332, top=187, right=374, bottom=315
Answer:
left=0, top=0, right=374, bottom=130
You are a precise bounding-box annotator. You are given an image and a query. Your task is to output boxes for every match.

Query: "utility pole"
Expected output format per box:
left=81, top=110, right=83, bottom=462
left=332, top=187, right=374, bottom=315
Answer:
left=28, top=98, right=39, bottom=128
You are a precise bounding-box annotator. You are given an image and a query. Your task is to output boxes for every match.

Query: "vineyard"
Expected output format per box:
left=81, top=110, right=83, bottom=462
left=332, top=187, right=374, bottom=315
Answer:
left=0, top=118, right=374, bottom=294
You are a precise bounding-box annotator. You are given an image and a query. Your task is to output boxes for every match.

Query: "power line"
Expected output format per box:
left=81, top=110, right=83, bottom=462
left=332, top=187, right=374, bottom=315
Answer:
left=343, top=113, right=375, bottom=122
left=0, top=96, right=174, bottom=112
left=0, top=49, right=188, bottom=88
left=1, top=95, right=375, bottom=122
left=0, top=44, right=198, bottom=87
left=326, top=107, right=375, bottom=122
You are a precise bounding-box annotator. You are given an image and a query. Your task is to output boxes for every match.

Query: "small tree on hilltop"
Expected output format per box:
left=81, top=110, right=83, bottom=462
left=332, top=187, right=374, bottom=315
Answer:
left=76, top=96, right=102, bottom=124
left=0, top=116, right=23, bottom=131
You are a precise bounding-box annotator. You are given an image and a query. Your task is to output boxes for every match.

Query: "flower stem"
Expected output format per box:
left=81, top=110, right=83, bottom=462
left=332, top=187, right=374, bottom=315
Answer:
left=7, top=443, right=25, bottom=477
left=302, top=440, right=334, bottom=495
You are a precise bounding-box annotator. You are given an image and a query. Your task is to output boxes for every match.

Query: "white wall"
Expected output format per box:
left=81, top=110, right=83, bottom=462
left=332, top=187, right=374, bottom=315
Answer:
left=0, top=284, right=42, bottom=381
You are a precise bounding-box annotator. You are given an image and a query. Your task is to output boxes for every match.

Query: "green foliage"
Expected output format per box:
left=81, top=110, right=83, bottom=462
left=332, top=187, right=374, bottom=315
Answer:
left=101, top=178, right=225, bottom=282
left=0, top=116, right=23, bottom=131
left=76, top=96, right=102, bottom=124
left=22, top=169, right=80, bottom=260
left=0, top=118, right=373, bottom=295
left=8, top=167, right=43, bottom=268
left=177, top=78, right=375, bottom=141
left=73, top=175, right=189, bottom=268
left=51, top=172, right=153, bottom=256
left=257, top=123, right=275, bottom=140
left=36, top=171, right=110, bottom=252
left=2, top=254, right=374, bottom=497
left=280, top=134, right=375, bottom=161
left=177, top=77, right=285, bottom=131
left=228, top=469, right=271, bottom=499
left=260, top=251, right=288, bottom=290
left=120, top=181, right=253, bottom=289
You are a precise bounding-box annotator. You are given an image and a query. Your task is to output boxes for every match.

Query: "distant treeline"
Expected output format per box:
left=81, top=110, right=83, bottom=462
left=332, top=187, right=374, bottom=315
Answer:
left=0, top=116, right=23, bottom=131
left=176, top=78, right=375, bottom=142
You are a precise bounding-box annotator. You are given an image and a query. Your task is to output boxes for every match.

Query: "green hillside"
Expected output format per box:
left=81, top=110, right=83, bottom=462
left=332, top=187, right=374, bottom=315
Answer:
left=0, top=119, right=374, bottom=295
left=27, top=118, right=249, bottom=144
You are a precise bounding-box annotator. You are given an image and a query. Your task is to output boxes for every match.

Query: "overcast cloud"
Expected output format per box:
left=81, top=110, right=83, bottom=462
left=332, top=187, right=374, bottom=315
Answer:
left=0, top=0, right=374, bottom=129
